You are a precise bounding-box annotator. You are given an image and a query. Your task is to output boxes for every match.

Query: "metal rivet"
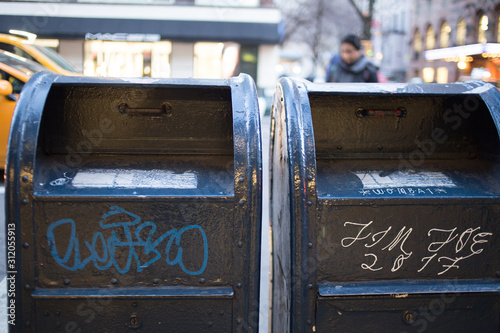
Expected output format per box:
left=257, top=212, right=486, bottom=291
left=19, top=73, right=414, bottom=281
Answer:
left=308, top=243, right=313, bottom=249
left=238, top=177, right=245, bottom=183
left=308, top=284, right=313, bottom=290
left=208, top=321, right=213, bottom=327
left=153, top=279, right=159, bottom=285
left=199, top=278, right=206, bottom=284
left=237, top=283, right=242, bottom=289
left=56, top=310, right=61, bottom=316
left=307, top=201, right=313, bottom=206
left=237, top=318, right=242, bottom=324
left=22, top=175, right=28, bottom=182
left=208, top=309, right=213, bottom=315
left=23, top=242, right=29, bottom=249
left=337, top=145, right=343, bottom=151
left=377, top=145, right=383, bottom=151
left=21, top=199, right=28, bottom=205
left=132, top=302, right=138, bottom=308
left=307, top=175, right=313, bottom=181
left=402, top=310, right=417, bottom=324
left=307, top=319, right=312, bottom=325
left=238, top=200, right=245, bottom=206
left=220, top=310, right=224, bottom=316
left=24, top=284, right=31, bottom=291
left=63, top=279, right=70, bottom=285
left=111, top=279, right=118, bottom=285
left=130, top=314, right=139, bottom=327
left=237, top=242, right=243, bottom=248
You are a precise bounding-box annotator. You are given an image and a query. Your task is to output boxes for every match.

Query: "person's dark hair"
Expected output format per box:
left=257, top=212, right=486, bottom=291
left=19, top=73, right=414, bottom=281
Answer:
left=341, top=34, right=361, bottom=50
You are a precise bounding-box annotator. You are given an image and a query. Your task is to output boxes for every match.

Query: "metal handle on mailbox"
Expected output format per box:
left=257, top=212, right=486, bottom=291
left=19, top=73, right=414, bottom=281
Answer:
left=356, top=107, right=407, bottom=118
left=118, top=102, right=172, bottom=116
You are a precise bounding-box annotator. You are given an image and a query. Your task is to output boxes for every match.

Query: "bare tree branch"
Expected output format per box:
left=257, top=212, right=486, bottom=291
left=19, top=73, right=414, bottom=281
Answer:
left=347, top=0, right=376, bottom=39
left=276, top=0, right=366, bottom=77
left=347, top=0, right=365, bottom=21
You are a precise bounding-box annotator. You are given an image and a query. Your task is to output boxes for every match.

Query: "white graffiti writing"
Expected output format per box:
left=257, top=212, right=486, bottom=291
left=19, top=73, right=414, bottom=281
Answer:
left=342, top=221, right=413, bottom=272
left=417, top=227, right=493, bottom=275
left=358, top=187, right=448, bottom=196
left=341, top=221, right=492, bottom=275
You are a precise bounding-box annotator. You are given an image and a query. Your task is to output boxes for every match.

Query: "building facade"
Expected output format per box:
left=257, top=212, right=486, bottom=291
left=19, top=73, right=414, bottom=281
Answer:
left=372, top=0, right=412, bottom=82
left=0, top=0, right=281, bottom=92
left=408, top=0, right=500, bottom=84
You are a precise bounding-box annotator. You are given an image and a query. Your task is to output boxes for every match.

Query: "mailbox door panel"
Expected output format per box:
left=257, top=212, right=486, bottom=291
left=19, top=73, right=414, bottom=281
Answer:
left=35, top=293, right=233, bottom=332
left=316, top=293, right=500, bottom=333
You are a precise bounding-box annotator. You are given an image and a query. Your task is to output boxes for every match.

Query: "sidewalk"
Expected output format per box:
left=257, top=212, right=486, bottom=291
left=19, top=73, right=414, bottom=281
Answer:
left=259, top=113, right=271, bottom=333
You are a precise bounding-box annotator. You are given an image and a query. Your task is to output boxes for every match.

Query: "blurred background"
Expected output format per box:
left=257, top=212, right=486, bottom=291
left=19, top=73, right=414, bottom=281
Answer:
left=1, top=0, right=500, bottom=113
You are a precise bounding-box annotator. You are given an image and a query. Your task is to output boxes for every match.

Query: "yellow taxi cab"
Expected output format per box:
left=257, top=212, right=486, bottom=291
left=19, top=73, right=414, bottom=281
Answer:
left=0, top=50, right=52, bottom=168
left=0, top=32, right=79, bottom=76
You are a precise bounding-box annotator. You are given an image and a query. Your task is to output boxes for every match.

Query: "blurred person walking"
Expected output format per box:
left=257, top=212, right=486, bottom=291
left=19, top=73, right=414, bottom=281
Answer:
left=326, top=34, right=378, bottom=83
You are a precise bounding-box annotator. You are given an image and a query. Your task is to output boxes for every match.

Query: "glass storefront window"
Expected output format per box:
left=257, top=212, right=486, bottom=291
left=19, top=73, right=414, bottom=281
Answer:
left=193, top=42, right=240, bottom=79
left=436, top=67, right=448, bottom=83
left=422, top=67, right=435, bottom=83
left=457, top=18, right=466, bottom=46
left=426, top=26, right=435, bottom=50
left=498, top=16, right=500, bottom=42
left=194, top=42, right=224, bottom=78
left=83, top=40, right=171, bottom=77
left=413, top=29, right=422, bottom=59
left=440, top=22, right=451, bottom=48
left=150, top=42, right=172, bottom=77
left=478, top=14, right=488, bottom=43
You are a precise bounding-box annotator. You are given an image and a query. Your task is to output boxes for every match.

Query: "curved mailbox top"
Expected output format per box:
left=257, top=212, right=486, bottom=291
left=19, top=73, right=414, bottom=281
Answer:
left=8, top=72, right=262, bottom=197
left=274, top=78, right=500, bottom=200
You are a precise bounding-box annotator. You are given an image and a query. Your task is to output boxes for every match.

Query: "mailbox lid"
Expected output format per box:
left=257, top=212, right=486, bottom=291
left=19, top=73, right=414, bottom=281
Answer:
left=34, top=79, right=237, bottom=197
left=309, top=92, right=499, bottom=160
left=316, top=159, right=500, bottom=198
left=34, top=154, right=235, bottom=196
left=308, top=82, right=500, bottom=200
left=40, top=83, right=234, bottom=155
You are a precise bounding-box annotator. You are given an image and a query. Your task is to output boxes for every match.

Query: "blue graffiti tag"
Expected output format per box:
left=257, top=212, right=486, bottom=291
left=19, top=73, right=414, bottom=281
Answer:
left=46, top=206, right=208, bottom=275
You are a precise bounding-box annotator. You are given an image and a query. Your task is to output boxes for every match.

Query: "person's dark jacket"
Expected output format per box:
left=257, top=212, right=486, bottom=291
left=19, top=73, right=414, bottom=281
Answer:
left=327, top=55, right=378, bottom=83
